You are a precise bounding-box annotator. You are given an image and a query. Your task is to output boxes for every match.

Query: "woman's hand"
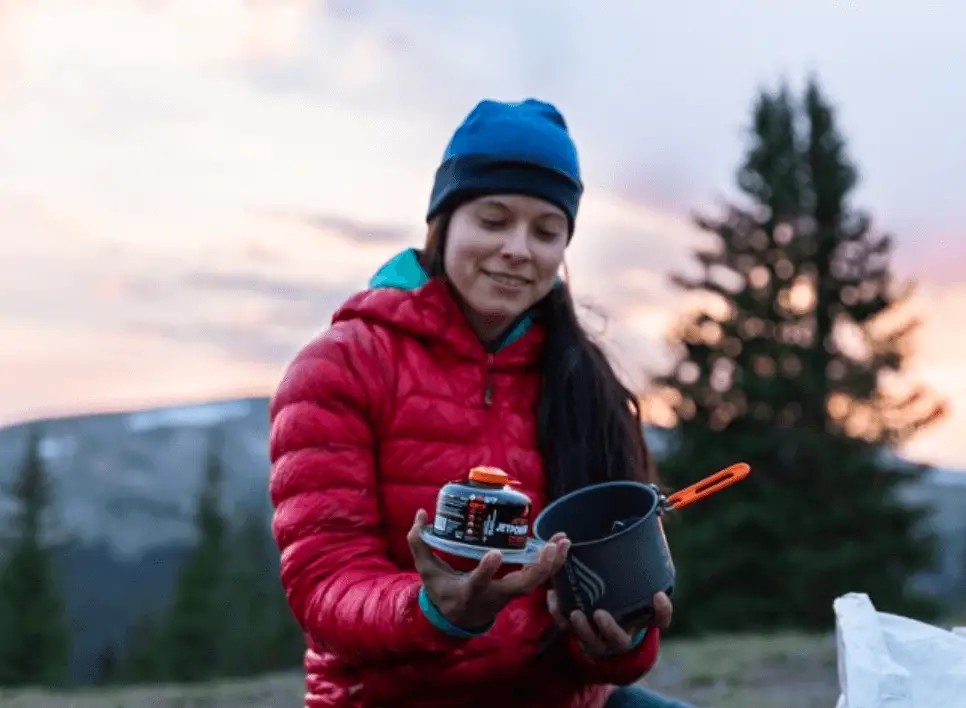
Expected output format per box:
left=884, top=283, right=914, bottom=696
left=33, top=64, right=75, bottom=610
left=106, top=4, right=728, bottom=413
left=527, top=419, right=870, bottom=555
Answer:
left=408, top=509, right=570, bottom=630
left=547, top=589, right=673, bottom=656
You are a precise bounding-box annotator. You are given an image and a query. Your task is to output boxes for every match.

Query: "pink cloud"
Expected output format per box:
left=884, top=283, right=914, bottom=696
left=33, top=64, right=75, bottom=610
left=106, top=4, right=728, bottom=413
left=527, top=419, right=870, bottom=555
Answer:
left=0, top=319, right=280, bottom=427
left=0, top=1, right=315, bottom=79
left=1, top=1, right=965, bottom=472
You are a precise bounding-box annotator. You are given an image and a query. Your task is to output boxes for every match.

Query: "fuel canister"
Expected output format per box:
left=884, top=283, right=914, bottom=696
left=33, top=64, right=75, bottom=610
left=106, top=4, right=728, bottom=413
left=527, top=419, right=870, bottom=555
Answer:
left=431, top=466, right=532, bottom=551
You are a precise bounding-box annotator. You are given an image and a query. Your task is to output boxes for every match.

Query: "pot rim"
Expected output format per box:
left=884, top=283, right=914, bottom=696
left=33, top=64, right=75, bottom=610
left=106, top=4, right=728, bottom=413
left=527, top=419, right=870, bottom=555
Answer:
left=532, top=480, right=661, bottom=549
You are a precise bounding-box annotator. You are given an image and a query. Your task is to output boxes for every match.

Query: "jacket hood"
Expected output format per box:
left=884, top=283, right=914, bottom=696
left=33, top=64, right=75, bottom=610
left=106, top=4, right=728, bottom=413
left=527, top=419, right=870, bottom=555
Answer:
left=331, top=248, right=542, bottom=364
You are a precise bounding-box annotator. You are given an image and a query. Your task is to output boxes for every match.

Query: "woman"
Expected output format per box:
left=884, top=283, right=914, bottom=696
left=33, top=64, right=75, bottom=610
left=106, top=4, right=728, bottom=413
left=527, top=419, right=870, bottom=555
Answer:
left=270, top=99, right=693, bottom=708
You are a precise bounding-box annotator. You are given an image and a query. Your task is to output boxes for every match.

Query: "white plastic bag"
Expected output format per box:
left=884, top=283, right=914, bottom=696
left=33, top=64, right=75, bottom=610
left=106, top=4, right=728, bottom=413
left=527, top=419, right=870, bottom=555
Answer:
left=834, top=592, right=966, bottom=707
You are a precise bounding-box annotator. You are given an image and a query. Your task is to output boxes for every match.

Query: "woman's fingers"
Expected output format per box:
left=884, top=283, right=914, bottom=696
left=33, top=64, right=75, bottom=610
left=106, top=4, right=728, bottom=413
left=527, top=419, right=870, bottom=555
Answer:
left=592, top=610, right=632, bottom=651
left=651, top=591, right=673, bottom=630
left=411, top=516, right=579, bottom=622
left=407, top=509, right=440, bottom=575
left=497, top=540, right=561, bottom=595
left=570, top=610, right=606, bottom=655
left=524, top=534, right=570, bottom=589
left=546, top=590, right=570, bottom=629
left=407, top=509, right=459, bottom=575
left=463, top=550, right=503, bottom=595
left=548, top=537, right=570, bottom=573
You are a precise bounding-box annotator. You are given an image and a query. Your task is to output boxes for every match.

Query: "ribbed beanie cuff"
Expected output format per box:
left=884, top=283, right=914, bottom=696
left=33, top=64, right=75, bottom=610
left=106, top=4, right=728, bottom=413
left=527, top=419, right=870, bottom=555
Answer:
left=427, top=155, right=581, bottom=233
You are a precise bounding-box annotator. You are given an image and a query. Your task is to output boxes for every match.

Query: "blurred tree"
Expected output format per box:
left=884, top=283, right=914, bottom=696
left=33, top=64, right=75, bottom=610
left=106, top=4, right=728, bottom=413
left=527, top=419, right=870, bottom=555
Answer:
left=262, top=546, right=307, bottom=672
left=158, top=430, right=231, bottom=681
left=0, top=428, right=71, bottom=687
left=265, top=594, right=307, bottom=672
left=117, top=611, right=165, bottom=683
left=650, top=77, right=947, bottom=633
left=221, top=505, right=268, bottom=677
left=117, top=454, right=302, bottom=684
left=92, top=642, right=119, bottom=686
left=222, top=504, right=305, bottom=676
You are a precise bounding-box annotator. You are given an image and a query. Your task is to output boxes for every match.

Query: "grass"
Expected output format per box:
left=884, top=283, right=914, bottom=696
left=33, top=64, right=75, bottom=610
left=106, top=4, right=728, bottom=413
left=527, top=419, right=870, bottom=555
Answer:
left=0, top=631, right=841, bottom=708
left=645, top=632, right=839, bottom=707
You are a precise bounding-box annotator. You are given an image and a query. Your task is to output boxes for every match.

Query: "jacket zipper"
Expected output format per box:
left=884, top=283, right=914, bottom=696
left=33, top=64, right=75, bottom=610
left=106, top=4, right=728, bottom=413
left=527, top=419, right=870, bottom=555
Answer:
left=483, top=354, right=495, bottom=407
left=482, top=352, right=504, bottom=470
left=480, top=311, right=528, bottom=408
left=480, top=312, right=530, bottom=479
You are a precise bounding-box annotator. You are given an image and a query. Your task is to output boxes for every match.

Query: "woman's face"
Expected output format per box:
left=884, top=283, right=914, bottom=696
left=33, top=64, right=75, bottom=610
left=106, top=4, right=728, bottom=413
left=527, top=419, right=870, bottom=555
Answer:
left=444, top=194, right=568, bottom=341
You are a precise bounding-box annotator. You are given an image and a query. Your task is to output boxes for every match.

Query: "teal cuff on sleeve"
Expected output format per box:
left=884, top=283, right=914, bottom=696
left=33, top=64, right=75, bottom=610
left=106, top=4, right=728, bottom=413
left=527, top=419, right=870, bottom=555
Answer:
left=418, top=586, right=493, bottom=639
left=580, top=627, right=648, bottom=655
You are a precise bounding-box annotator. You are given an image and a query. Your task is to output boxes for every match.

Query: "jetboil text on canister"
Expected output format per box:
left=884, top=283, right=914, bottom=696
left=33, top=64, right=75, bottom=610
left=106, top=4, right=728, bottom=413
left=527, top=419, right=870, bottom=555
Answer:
left=431, top=466, right=532, bottom=551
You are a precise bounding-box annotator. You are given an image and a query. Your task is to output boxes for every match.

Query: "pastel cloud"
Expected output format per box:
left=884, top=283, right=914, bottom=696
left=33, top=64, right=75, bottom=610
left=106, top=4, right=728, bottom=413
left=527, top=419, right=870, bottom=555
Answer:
left=1, top=0, right=964, bottom=468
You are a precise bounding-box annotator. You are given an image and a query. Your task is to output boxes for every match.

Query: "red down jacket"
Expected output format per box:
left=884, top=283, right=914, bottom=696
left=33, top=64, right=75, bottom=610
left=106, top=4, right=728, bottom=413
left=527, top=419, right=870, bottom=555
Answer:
left=269, top=249, right=660, bottom=708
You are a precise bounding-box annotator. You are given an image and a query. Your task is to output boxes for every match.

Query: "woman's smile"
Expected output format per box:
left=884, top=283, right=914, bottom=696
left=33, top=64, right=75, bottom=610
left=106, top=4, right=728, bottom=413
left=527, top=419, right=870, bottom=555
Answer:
left=482, top=269, right=533, bottom=289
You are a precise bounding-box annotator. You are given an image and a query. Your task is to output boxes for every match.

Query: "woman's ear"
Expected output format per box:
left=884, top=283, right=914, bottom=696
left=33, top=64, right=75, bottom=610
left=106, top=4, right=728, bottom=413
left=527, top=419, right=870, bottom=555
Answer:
left=557, top=258, right=570, bottom=285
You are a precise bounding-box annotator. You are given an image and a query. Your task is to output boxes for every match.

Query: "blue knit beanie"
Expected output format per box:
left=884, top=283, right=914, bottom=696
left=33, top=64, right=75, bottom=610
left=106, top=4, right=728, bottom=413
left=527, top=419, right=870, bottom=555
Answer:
left=427, top=98, right=583, bottom=235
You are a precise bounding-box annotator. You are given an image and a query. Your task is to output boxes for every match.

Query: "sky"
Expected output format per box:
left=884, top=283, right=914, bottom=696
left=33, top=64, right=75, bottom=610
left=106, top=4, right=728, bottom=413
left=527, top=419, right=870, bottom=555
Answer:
left=1, top=0, right=965, bottom=467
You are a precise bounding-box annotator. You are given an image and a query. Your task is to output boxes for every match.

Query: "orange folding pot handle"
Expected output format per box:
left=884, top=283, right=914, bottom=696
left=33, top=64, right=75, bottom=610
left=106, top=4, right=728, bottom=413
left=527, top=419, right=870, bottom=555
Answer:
left=664, top=462, right=751, bottom=511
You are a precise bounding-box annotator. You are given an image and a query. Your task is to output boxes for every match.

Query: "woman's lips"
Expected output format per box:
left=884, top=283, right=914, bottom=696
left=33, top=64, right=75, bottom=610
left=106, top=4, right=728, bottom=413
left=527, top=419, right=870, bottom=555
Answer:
left=482, top=270, right=532, bottom=287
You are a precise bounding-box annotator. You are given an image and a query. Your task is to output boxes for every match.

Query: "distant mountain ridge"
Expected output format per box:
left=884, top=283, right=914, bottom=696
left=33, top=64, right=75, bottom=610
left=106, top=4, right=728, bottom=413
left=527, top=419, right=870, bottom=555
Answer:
left=0, top=397, right=274, bottom=683
left=0, top=397, right=271, bottom=558
left=0, top=396, right=963, bottom=683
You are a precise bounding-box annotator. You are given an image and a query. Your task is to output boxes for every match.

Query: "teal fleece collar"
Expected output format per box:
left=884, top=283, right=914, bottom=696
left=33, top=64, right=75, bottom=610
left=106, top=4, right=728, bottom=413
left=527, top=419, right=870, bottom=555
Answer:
left=369, top=248, right=534, bottom=349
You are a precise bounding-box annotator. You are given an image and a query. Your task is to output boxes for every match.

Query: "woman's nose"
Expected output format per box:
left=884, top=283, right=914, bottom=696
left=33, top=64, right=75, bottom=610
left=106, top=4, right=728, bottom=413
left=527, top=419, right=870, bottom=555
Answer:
left=500, top=226, right=531, bottom=260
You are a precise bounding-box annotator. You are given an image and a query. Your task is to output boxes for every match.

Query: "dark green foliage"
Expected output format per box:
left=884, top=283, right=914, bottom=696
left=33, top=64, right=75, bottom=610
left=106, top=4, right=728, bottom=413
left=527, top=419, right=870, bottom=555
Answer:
left=653, top=77, right=946, bottom=634
left=0, top=428, right=71, bottom=687
left=117, top=612, right=166, bottom=683
left=156, top=431, right=232, bottom=682
left=220, top=504, right=304, bottom=677
left=114, top=429, right=304, bottom=685
left=0, top=424, right=304, bottom=688
left=92, top=642, right=120, bottom=686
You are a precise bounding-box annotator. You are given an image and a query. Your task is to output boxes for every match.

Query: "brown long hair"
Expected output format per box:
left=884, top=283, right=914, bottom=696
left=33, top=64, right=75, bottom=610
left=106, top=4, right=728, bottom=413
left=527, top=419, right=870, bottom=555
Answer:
left=420, top=212, right=655, bottom=499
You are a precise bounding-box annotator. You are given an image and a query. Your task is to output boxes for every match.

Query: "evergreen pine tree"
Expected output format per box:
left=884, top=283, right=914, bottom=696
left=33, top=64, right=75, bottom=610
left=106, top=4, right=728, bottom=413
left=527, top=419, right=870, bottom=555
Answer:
left=117, top=611, right=164, bottom=684
left=221, top=504, right=278, bottom=677
left=92, top=642, right=119, bottom=686
left=159, top=430, right=230, bottom=682
left=221, top=502, right=304, bottom=676
left=652, top=78, right=946, bottom=633
left=0, top=428, right=71, bottom=687
left=263, top=538, right=305, bottom=673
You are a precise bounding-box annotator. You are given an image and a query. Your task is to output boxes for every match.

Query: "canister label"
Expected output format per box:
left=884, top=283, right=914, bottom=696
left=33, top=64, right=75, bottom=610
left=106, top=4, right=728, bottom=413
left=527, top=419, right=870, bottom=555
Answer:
left=433, top=488, right=530, bottom=549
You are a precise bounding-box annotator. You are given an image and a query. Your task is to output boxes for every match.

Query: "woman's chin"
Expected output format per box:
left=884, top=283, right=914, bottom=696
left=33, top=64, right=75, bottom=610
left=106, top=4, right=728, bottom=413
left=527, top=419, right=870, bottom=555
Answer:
left=475, top=304, right=524, bottom=324
left=461, top=292, right=511, bottom=316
